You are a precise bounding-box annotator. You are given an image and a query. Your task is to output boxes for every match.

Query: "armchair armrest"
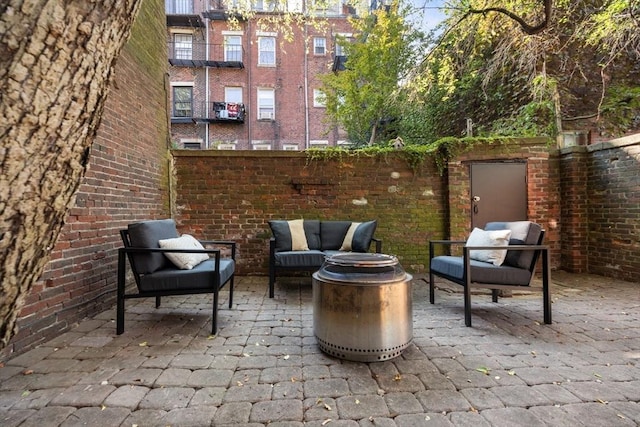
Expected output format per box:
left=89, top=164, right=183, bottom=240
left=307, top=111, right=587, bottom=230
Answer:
left=371, top=237, right=382, bottom=253
left=429, top=239, right=466, bottom=260
left=201, top=240, right=237, bottom=260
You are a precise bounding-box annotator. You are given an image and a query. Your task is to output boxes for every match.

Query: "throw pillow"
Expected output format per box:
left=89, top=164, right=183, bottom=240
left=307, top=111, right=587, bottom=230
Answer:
left=158, top=234, right=210, bottom=270
left=339, top=222, right=361, bottom=251
left=339, top=220, right=377, bottom=252
left=268, top=219, right=310, bottom=252
left=288, top=219, right=310, bottom=251
left=465, top=228, right=512, bottom=266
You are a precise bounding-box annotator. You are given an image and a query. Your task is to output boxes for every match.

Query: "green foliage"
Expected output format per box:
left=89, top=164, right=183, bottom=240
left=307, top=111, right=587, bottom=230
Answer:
left=304, top=136, right=524, bottom=174
left=319, top=1, right=426, bottom=146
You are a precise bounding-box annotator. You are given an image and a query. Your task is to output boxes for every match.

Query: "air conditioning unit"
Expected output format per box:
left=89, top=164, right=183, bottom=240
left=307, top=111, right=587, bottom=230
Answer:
left=259, top=111, right=274, bottom=120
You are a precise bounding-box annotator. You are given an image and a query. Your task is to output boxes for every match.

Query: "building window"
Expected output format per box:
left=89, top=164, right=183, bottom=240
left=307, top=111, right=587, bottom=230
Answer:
left=225, top=87, right=243, bottom=103
left=224, top=35, right=242, bottom=62
left=309, top=140, right=329, bottom=148
left=313, top=37, right=326, bottom=55
left=179, top=138, right=202, bottom=149
left=283, top=144, right=300, bottom=151
left=257, top=88, right=275, bottom=120
left=173, top=33, right=193, bottom=60
left=167, top=0, right=193, bottom=14
left=335, top=34, right=352, bottom=56
left=258, top=36, right=276, bottom=66
left=172, top=86, right=193, bottom=117
left=313, top=89, right=326, bottom=107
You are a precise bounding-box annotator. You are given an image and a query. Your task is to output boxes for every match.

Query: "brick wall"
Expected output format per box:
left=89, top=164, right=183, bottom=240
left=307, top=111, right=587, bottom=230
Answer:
left=170, top=140, right=565, bottom=275
left=582, top=136, right=640, bottom=281
left=3, top=0, right=171, bottom=357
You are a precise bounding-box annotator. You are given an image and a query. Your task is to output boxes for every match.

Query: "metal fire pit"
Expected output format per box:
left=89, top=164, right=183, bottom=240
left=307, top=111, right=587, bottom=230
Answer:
left=312, top=253, right=413, bottom=362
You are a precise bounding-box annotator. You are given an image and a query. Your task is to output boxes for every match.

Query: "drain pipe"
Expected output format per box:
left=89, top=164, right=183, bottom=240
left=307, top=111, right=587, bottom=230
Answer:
left=205, top=19, right=210, bottom=148
left=303, top=3, right=310, bottom=149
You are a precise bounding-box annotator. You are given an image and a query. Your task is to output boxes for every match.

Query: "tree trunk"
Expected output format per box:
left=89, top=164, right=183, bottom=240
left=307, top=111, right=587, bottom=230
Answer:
left=0, top=0, right=142, bottom=350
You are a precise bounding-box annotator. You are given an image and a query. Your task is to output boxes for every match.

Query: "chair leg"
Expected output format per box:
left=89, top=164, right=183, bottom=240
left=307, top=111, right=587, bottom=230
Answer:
left=492, top=289, right=499, bottom=303
left=117, top=251, right=126, bottom=335
left=429, top=272, right=435, bottom=304
left=542, top=249, right=552, bottom=324
left=155, top=296, right=161, bottom=308
left=269, top=268, right=275, bottom=298
left=228, top=276, right=234, bottom=309
left=212, top=289, right=219, bottom=335
left=464, top=284, right=472, bottom=327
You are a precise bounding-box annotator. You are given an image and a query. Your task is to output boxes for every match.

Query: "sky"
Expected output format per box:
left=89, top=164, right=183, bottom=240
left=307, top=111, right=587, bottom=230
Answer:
left=407, top=0, right=447, bottom=32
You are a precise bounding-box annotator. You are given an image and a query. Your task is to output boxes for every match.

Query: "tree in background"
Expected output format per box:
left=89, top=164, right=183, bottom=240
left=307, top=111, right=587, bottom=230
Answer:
left=413, top=0, right=640, bottom=140
left=320, top=1, right=426, bottom=146
left=0, top=0, right=142, bottom=350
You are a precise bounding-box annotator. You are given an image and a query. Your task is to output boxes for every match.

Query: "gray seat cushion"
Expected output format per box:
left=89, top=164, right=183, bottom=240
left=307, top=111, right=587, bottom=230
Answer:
left=485, top=221, right=542, bottom=269
left=274, top=250, right=327, bottom=268
left=431, top=256, right=533, bottom=286
left=139, top=258, right=235, bottom=292
left=128, top=219, right=179, bottom=274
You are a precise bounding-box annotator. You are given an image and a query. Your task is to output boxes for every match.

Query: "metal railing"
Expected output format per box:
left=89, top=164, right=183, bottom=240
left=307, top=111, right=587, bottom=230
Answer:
left=172, top=101, right=246, bottom=122
left=168, top=42, right=244, bottom=64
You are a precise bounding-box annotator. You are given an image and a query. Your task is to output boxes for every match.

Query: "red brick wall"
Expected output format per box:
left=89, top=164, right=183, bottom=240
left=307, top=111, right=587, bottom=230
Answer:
left=581, top=136, right=640, bottom=281
left=440, top=138, right=562, bottom=269
left=4, top=0, right=171, bottom=357
left=171, top=150, right=448, bottom=274
left=170, top=140, right=565, bottom=275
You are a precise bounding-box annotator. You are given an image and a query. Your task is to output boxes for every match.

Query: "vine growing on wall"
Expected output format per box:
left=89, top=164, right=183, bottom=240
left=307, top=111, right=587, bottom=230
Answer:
left=304, top=137, right=536, bottom=175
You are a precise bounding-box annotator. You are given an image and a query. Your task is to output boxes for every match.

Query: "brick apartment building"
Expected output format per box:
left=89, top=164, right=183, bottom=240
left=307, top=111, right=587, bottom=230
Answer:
left=166, top=0, right=364, bottom=150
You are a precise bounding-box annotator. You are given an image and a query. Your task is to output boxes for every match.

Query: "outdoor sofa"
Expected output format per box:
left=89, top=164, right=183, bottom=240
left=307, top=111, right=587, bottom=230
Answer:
left=268, top=219, right=381, bottom=297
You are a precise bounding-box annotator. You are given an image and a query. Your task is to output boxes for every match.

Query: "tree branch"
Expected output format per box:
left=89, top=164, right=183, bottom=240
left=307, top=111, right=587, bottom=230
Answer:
left=467, top=0, right=552, bottom=35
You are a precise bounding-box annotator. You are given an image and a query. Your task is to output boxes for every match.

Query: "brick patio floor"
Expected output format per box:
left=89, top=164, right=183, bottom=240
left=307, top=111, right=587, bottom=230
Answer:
left=1, top=271, right=639, bottom=426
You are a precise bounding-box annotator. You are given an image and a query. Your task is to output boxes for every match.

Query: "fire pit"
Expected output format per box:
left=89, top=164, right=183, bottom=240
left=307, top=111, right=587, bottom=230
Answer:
left=312, top=253, right=413, bottom=362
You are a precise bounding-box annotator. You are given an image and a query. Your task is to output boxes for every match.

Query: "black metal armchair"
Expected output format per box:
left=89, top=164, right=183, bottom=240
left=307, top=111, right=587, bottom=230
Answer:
left=429, top=221, right=551, bottom=327
left=117, top=219, right=235, bottom=335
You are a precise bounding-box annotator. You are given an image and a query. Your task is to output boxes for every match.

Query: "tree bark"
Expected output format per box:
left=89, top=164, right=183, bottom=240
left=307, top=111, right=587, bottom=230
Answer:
left=0, top=0, right=142, bottom=350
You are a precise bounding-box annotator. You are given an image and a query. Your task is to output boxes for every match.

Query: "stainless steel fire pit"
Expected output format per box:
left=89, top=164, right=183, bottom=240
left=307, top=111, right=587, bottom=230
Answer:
left=312, top=253, right=413, bottom=362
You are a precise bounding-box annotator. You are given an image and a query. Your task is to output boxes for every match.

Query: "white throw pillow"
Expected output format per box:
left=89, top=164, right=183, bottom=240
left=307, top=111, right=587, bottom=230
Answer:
left=465, top=228, right=512, bottom=266
left=288, top=219, right=309, bottom=251
left=339, top=222, right=361, bottom=251
left=158, top=234, right=209, bottom=270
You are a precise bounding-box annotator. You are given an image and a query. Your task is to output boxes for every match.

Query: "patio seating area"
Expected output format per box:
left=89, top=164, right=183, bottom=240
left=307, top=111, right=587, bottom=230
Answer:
left=1, top=271, right=639, bottom=426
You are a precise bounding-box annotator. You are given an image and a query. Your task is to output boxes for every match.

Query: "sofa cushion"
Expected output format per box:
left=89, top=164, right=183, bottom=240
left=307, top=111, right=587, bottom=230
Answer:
left=139, top=258, right=235, bottom=292
left=340, top=220, right=377, bottom=252
left=269, top=220, right=321, bottom=251
left=274, top=250, right=327, bottom=268
left=485, top=221, right=542, bottom=269
left=320, top=221, right=352, bottom=250
left=430, top=255, right=532, bottom=286
left=159, top=234, right=209, bottom=270
left=466, top=227, right=512, bottom=266
left=128, top=219, right=179, bottom=274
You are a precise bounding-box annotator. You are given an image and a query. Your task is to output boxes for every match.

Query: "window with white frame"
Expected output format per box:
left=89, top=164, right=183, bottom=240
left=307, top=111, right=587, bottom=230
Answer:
left=225, top=87, right=243, bottom=103
left=257, top=88, right=275, bottom=120
left=224, top=35, right=242, bottom=62
left=310, top=140, right=329, bottom=148
left=334, top=33, right=352, bottom=56
left=253, top=143, right=272, bottom=150
left=258, top=36, right=276, bottom=66
left=180, top=138, right=202, bottom=149
left=283, top=144, right=300, bottom=151
left=313, top=37, right=326, bottom=55
left=313, top=89, right=326, bottom=107
left=172, top=86, right=193, bottom=117
left=173, top=33, right=193, bottom=60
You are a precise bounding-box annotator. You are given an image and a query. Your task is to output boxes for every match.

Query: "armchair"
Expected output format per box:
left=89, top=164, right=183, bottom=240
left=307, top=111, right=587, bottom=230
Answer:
left=117, top=219, right=235, bottom=335
left=429, top=221, right=551, bottom=327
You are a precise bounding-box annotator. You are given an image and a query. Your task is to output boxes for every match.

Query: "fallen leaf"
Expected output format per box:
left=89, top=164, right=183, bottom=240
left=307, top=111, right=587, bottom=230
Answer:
left=284, top=355, right=290, bottom=360
left=322, top=419, right=332, bottom=426
left=324, top=403, right=332, bottom=410
left=21, top=390, right=30, bottom=397
left=476, top=367, right=491, bottom=375
left=22, top=369, right=34, bottom=375
left=138, top=342, right=147, bottom=347
left=394, top=374, right=402, bottom=381
left=508, top=370, right=516, bottom=376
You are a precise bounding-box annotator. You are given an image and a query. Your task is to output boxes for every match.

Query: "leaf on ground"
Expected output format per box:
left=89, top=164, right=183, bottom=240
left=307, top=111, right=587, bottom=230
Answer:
left=476, top=367, right=491, bottom=375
